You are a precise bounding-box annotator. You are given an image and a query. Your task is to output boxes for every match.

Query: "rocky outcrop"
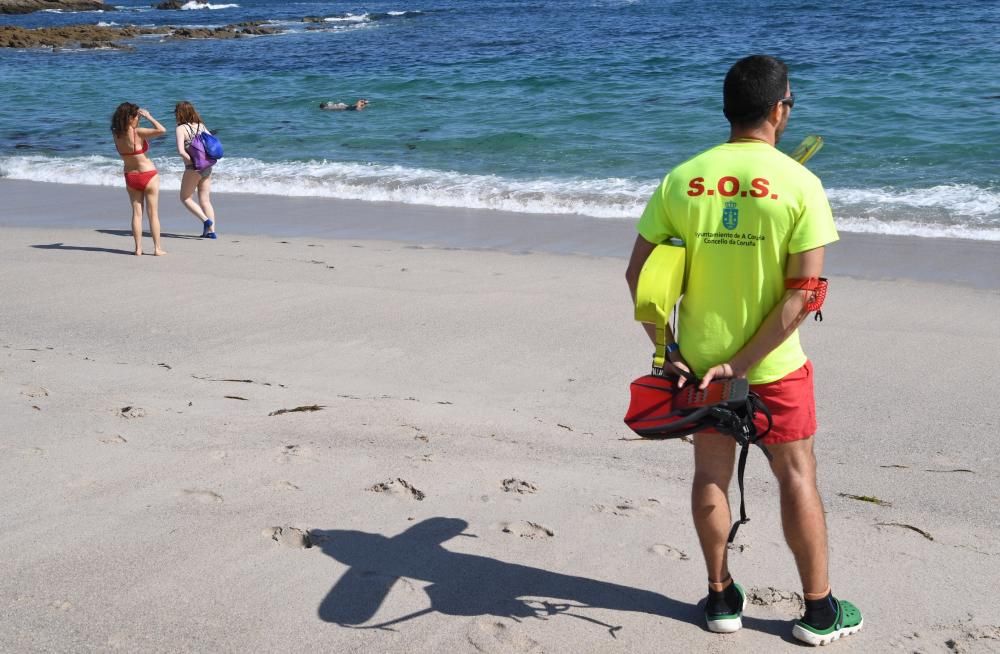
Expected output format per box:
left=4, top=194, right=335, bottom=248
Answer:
left=0, top=24, right=165, bottom=49
left=0, top=21, right=279, bottom=48
left=166, top=22, right=280, bottom=39
left=0, top=0, right=112, bottom=14
left=152, top=1, right=183, bottom=9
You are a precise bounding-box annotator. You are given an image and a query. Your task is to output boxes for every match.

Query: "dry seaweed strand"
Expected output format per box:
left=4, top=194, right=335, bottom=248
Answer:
left=876, top=522, right=933, bottom=541
left=269, top=404, right=325, bottom=416
left=838, top=492, right=892, bottom=507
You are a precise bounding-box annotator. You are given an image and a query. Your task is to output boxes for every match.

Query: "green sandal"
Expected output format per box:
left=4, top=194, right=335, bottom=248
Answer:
left=792, top=598, right=863, bottom=646
left=705, top=582, right=746, bottom=633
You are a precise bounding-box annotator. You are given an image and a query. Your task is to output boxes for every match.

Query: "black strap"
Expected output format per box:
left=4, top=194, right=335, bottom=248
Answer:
left=727, top=440, right=752, bottom=543
left=185, top=122, right=204, bottom=147
left=724, top=393, right=773, bottom=544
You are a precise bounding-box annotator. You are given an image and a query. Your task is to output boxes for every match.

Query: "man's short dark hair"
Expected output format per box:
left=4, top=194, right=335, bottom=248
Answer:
left=723, top=55, right=789, bottom=128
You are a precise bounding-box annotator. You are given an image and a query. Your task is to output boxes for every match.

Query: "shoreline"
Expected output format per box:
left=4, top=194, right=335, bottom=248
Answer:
left=2, top=179, right=997, bottom=290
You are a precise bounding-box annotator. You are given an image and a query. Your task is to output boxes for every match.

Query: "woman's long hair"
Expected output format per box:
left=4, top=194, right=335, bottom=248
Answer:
left=110, top=102, right=139, bottom=136
left=174, top=101, right=203, bottom=125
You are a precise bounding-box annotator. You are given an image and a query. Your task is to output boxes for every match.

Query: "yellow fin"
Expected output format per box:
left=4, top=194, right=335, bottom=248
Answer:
left=788, top=134, right=824, bottom=165
left=634, top=243, right=685, bottom=325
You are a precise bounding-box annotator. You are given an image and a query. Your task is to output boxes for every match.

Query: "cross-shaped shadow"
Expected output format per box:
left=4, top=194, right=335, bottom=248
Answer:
left=312, top=517, right=702, bottom=636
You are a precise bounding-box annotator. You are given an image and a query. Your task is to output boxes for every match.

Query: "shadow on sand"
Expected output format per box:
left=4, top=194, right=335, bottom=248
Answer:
left=31, top=242, right=134, bottom=256
left=311, top=516, right=791, bottom=641
left=96, top=228, right=202, bottom=240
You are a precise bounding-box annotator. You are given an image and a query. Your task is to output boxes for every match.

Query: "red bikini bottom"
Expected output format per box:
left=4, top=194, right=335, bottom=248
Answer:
left=124, top=169, right=158, bottom=192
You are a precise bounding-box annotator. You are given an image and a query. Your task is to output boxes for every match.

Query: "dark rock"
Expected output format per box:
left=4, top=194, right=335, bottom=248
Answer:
left=152, top=1, right=183, bottom=9
left=0, top=24, right=166, bottom=48
left=0, top=0, right=112, bottom=13
left=0, top=20, right=281, bottom=48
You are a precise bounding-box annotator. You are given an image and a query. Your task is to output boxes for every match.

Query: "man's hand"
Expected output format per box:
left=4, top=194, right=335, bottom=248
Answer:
left=664, top=358, right=695, bottom=388
left=698, top=361, right=744, bottom=389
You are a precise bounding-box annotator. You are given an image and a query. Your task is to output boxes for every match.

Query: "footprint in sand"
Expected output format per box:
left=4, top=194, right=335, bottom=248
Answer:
left=501, top=478, right=538, bottom=494
left=887, top=622, right=1000, bottom=653
left=942, top=624, right=1000, bottom=654
left=272, top=480, right=301, bottom=491
left=49, top=599, right=73, bottom=612
left=466, top=618, right=543, bottom=654
left=118, top=406, right=146, bottom=419
left=368, top=478, right=426, bottom=501
left=263, top=526, right=312, bottom=549
left=180, top=489, right=223, bottom=504
left=500, top=521, right=554, bottom=539
left=593, top=497, right=661, bottom=517
left=275, top=443, right=316, bottom=464
left=99, top=435, right=127, bottom=445
left=20, top=386, right=49, bottom=398
left=746, top=586, right=804, bottom=614
left=649, top=543, right=689, bottom=561
left=886, top=631, right=922, bottom=650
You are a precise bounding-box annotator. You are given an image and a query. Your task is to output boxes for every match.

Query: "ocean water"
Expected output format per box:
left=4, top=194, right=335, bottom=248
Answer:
left=1, top=0, right=998, bottom=240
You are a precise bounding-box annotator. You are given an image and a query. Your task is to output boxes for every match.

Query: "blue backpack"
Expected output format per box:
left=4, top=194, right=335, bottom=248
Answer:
left=186, top=124, right=223, bottom=170
left=200, top=132, right=224, bottom=160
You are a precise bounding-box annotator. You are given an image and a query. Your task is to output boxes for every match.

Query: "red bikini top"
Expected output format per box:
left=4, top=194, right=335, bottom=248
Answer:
left=116, top=127, right=149, bottom=156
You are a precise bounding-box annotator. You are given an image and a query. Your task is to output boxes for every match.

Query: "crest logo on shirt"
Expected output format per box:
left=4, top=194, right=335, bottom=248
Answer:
left=722, top=201, right=739, bottom=230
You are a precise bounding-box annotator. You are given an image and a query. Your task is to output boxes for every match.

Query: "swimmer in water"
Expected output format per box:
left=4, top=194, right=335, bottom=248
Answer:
left=319, top=99, right=368, bottom=111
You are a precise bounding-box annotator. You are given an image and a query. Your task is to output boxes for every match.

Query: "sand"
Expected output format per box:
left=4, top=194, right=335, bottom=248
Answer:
left=1, top=179, right=998, bottom=653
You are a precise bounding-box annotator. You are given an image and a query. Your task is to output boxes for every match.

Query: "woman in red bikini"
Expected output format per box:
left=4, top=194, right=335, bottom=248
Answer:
left=111, top=103, right=167, bottom=256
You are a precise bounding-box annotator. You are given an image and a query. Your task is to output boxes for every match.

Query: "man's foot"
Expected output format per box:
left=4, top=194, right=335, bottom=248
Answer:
left=134, top=249, right=142, bottom=256
left=206, top=232, right=217, bottom=240
left=705, top=581, right=746, bottom=633
left=792, top=597, right=863, bottom=646
left=154, top=249, right=167, bottom=256
left=201, top=219, right=214, bottom=238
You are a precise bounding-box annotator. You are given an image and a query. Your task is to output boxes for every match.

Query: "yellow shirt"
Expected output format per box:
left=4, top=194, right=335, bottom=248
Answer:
left=637, top=140, right=839, bottom=383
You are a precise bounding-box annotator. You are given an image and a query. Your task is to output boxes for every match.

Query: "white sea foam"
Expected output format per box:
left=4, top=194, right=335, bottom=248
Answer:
left=324, top=14, right=370, bottom=23
left=833, top=216, right=1000, bottom=241
left=180, top=1, right=239, bottom=10
left=1, top=154, right=996, bottom=240
left=96, top=21, right=119, bottom=26
left=827, top=184, right=999, bottom=219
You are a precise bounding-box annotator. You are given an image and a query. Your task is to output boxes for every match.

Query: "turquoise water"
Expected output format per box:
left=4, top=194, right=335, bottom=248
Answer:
left=1, top=0, right=998, bottom=239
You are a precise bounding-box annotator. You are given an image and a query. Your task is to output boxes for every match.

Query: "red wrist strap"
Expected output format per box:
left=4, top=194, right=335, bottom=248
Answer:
left=785, top=277, right=822, bottom=290
left=785, top=277, right=829, bottom=320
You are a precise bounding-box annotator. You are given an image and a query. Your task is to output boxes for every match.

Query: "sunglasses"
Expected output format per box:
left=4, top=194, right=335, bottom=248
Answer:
left=777, top=93, right=795, bottom=109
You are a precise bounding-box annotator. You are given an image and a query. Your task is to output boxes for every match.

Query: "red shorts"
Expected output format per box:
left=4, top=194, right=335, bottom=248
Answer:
left=750, top=360, right=816, bottom=445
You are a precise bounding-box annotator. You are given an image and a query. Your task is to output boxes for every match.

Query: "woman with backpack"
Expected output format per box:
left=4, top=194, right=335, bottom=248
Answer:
left=174, top=101, right=218, bottom=239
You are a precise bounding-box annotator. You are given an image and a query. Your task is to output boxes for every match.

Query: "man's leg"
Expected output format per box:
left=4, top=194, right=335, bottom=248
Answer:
left=770, top=437, right=865, bottom=645
left=766, top=437, right=829, bottom=596
left=692, top=432, right=737, bottom=585
left=692, top=431, right=745, bottom=632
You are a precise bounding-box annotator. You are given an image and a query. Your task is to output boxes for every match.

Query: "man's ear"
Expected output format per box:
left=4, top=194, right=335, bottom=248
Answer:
left=766, top=100, right=784, bottom=127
